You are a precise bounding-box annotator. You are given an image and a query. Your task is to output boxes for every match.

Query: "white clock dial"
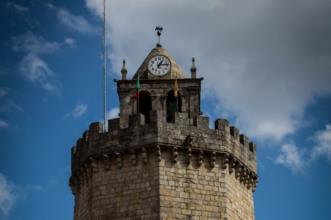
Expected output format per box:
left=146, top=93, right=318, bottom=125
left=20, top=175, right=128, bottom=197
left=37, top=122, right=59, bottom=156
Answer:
left=148, top=55, right=171, bottom=76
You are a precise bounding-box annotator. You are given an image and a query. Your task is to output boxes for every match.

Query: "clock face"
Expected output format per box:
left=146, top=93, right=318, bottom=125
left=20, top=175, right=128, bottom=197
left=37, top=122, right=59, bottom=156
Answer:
left=148, top=55, right=171, bottom=76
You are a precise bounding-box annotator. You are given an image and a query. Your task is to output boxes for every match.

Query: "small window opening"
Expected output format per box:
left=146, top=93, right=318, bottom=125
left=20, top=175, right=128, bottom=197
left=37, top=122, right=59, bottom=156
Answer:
left=139, top=91, right=152, bottom=123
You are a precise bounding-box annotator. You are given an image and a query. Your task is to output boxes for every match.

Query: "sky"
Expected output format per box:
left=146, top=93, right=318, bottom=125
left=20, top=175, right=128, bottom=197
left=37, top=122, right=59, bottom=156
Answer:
left=0, top=0, right=331, bottom=219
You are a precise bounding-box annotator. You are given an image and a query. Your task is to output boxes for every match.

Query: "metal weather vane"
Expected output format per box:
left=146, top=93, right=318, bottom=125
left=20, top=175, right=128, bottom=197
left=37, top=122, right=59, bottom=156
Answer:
left=155, top=26, right=163, bottom=47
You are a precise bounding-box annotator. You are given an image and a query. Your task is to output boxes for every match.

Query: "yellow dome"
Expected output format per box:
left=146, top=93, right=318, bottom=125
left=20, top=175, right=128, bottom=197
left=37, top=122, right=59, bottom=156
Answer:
left=132, top=46, right=186, bottom=80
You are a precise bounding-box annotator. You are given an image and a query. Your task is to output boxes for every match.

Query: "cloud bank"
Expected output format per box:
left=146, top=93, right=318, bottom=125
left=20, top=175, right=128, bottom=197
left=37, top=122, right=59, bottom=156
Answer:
left=276, top=124, right=331, bottom=172
left=85, top=0, right=331, bottom=142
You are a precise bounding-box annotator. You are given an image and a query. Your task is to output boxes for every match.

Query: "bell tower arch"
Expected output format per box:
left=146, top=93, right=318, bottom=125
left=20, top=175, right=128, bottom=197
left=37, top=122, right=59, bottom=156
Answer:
left=139, top=90, right=152, bottom=123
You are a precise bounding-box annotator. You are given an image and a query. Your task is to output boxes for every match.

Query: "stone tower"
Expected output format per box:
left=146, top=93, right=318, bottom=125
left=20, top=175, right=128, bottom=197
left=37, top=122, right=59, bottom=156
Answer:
left=69, top=43, right=258, bottom=220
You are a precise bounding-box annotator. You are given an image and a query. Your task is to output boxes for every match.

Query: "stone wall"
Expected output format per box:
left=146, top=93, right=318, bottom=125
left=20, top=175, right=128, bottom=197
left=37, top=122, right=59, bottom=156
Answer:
left=70, top=143, right=255, bottom=220
left=158, top=150, right=254, bottom=220
left=225, top=172, right=255, bottom=220
left=72, top=152, right=160, bottom=220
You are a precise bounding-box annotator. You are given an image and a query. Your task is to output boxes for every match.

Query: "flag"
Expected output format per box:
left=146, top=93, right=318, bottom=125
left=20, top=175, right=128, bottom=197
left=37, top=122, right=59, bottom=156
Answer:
left=135, top=76, right=140, bottom=98
left=174, top=79, right=179, bottom=97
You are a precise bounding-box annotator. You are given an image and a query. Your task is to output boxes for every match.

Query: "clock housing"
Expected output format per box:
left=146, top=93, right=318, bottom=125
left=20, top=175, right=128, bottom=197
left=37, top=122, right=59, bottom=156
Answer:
left=148, top=55, right=171, bottom=76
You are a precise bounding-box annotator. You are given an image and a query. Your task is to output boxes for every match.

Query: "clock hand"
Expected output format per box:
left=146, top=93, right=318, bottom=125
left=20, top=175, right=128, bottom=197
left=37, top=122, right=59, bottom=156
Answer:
left=157, top=58, right=164, bottom=68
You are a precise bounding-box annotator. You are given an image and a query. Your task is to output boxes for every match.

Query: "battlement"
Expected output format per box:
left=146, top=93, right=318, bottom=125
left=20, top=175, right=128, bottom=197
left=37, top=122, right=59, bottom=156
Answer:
left=71, top=111, right=257, bottom=192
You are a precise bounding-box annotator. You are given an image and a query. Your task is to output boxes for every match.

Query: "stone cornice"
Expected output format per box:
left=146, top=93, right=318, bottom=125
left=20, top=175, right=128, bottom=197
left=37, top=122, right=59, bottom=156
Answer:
left=69, top=144, right=258, bottom=195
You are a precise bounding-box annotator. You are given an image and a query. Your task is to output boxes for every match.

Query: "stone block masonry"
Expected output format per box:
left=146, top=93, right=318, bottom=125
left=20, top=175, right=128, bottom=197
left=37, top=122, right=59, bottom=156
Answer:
left=70, top=111, right=257, bottom=220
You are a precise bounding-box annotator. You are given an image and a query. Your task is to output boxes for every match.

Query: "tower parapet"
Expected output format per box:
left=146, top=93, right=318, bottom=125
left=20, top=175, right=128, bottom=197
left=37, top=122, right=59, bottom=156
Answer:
left=72, top=111, right=256, bottom=176
left=70, top=111, right=258, bottom=190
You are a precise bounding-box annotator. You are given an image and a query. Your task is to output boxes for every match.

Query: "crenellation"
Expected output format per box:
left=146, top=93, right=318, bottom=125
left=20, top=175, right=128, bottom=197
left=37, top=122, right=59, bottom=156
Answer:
left=82, top=130, right=88, bottom=141
left=88, top=122, right=102, bottom=141
left=215, top=118, right=229, bottom=131
left=230, top=126, right=240, bottom=140
left=249, top=142, right=256, bottom=153
left=194, top=115, right=209, bottom=129
left=71, top=112, right=257, bottom=179
left=108, top=118, right=120, bottom=132
left=240, top=134, right=249, bottom=148
left=76, top=138, right=84, bottom=149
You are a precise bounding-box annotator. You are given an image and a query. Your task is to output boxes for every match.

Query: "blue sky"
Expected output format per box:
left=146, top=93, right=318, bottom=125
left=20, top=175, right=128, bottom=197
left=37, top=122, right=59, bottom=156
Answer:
left=0, top=0, right=331, bottom=219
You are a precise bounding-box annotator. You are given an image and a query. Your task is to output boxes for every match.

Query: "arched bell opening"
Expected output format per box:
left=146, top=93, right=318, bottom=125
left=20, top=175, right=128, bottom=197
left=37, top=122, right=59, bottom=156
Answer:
left=139, top=91, right=152, bottom=123
left=166, top=90, right=182, bottom=123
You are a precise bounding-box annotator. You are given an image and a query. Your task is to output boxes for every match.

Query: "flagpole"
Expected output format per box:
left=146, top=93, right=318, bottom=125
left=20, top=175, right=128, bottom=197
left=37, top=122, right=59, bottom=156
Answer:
left=102, top=0, right=107, bottom=132
left=137, top=73, right=140, bottom=114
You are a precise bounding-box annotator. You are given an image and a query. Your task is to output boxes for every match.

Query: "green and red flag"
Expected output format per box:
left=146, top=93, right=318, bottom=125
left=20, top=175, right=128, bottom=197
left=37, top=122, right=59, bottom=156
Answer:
left=135, top=76, right=140, bottom=98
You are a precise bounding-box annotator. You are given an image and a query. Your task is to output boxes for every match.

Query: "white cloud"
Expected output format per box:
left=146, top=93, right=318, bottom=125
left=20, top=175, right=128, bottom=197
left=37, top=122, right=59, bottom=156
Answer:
left=107, top=107, right=119, bottom=120
left=13, top=32, right=74, bottom=54
left=0, top=120, right=9, bottom=128
left=275, top=143, right=305, bottom=172
left=6, top=2, right=29, bottom=13
left=275, top=124, right=331, bottom=172
left=72, top=104, right=88, bottom=118
left=311, top=124, right=331, bottom=162
left=45, top=3, right=55, bottom=9
left=0, top=89, right=7, bottom=98
left=57, top=9, right=98, bottom=33
left=0, top=173, right=17, bottom=218
left=0, top=100, right=23, bottom=114
left=85, top=0, right=331, bottom=141
left=13, top=32, right=61, bottom=54
left=19, top=53, right=60, bottom=91
left=64, top=38, right=76, bottom=48
left=13, top=32, right=75, bottom=92
left=20, top=54, right=53, bottom=81
left=85, top=0, right=103, bottom=17
left=26, top=185, right=43, bottom=191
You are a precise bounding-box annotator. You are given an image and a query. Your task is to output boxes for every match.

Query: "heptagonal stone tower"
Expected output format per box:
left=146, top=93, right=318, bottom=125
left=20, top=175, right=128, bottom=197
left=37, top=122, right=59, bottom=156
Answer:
left=69, top=40, right=258, bottom=220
